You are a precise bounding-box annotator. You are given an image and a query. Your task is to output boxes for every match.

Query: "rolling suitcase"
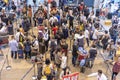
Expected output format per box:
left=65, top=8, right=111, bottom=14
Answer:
left=18, top=49, right=24, bottom=59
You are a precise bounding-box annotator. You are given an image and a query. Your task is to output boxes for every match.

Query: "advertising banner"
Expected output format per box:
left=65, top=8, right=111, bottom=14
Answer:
left=62, top=72, right=79, bottom=80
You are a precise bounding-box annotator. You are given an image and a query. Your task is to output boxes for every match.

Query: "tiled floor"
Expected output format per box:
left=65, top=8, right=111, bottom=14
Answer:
left=0, top=18, right=120, bottom=80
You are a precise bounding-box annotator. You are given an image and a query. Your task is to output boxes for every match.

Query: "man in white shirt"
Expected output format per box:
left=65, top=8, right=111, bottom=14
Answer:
left=9, top=36, right=18, bottom=59
left=87, top=70, right=107, bottom=80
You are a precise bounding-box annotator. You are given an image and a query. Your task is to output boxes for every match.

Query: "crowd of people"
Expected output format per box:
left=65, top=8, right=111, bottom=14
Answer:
left=0, top=0, right=120, bottom=80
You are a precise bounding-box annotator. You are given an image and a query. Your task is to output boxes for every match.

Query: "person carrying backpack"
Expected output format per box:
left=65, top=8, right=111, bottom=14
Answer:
left=43, top=59, right=52, bottom=80
left=24, top=39, right=31, bottom=59
left=19, top=32, right=25, bottom=43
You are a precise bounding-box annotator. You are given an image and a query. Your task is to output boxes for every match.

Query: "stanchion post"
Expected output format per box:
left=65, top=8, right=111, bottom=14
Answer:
left=32, top=63, right=37, bottom=80
left=69, top=36, right=72, bottom=53
left=6, top=55, right=12, bottom=71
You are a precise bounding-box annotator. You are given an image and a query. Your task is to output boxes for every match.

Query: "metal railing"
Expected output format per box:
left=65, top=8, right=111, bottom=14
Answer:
left=20, top=64, right=34, bottom=80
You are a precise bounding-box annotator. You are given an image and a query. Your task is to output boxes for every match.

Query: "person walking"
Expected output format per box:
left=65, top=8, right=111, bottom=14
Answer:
left=24, top=38, right=32, bottom=59
left=111, top=57, right=120, bottom=80
left=9, top=36, right=18, bottom=59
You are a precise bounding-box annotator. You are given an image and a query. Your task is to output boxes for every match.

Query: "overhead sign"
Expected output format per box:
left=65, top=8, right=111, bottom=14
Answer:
left=62, top=72, right=79, bottom=80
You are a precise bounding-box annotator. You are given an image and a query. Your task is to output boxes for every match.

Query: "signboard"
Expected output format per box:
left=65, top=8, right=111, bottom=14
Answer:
left=62, top=72, right=79, bottom=80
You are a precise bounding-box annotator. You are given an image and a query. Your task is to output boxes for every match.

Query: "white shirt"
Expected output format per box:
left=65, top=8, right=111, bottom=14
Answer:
left=15, top=32, right=24, bottom=42
left=43, top=32, right=49, bottom=41
left=78, top=35, right=84, bottom=39
left=0, top=26, right=7, bottom=33
left=92, top=29, right=98, bottom=40
left=61, top=56, right=67, bottom=69
left=84, top=30, right=89, bottom=38
left=9, top=39, right=18, bottom=51
left=49, top=16, right=58, bottom=25
left=88, top=72, right=107, bottom=80
left=74, top=33, right=80, bottom=40
left=32, top=39, right=39, bottom=50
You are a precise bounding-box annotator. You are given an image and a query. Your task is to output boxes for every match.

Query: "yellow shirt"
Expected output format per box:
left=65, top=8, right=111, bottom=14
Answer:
left=80, top=24, right=84, bottom=31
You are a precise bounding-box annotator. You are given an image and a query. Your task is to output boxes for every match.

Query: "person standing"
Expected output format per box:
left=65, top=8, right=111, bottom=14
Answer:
left=24, top=38, right=32, bottom=59
left=72, top=42, right=78, bottom=67
left=43, top=28, right=49, bottom=51
left=60, top=53, right=67, bottom=69
left=27, top=5, right=32, bottom=25
left=84, top=28, right=90, bottom=47
left=15, top=29, right=25, bottom=42
left=7, top=21, right=13, bottom=35
left=111, top=57, right=120, bottom=80
left=9, top=36, right=18, bottom=59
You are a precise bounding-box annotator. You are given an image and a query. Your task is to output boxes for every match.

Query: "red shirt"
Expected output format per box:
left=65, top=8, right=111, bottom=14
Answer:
left=52, top=27, right=58, bottom=35
left=112, top=62, right=120, bottom=73
left=79, top=5, right=84, bottom=11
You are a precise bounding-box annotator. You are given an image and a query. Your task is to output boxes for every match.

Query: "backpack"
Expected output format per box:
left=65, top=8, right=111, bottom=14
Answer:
left=19, top=33, right=24, bottom=42
left=50, top=41, right=56, bottom=48
left=24, top=42, right=31, bottom=52
left=44, top=65, right=51, bottom=75
left=18, top=42, right=24, bottom=49
left=109, top=27, right=117, bottom=37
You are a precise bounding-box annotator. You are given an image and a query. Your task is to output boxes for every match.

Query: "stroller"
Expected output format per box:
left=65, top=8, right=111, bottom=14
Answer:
left=77, top=47, right=88, bottom=73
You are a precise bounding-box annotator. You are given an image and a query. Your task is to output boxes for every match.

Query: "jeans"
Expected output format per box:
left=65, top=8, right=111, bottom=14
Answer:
left=111, top=72, right=118, bottom=80
left=108, top=50, right=115, bottom=60
left=72, top=56, right=77, bottom=66
left=111, top=36, right=117, bottom=44
left=46, top=75, right=52, bottom=80
left=86, top=38, right=89, bottom=46
left=25, top=51, right=31, bottom=59
left=11, top=51, right=17, bottom=59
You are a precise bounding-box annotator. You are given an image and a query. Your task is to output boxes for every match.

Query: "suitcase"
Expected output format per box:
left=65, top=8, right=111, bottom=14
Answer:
left=18, top=49, right=24, bottom=59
